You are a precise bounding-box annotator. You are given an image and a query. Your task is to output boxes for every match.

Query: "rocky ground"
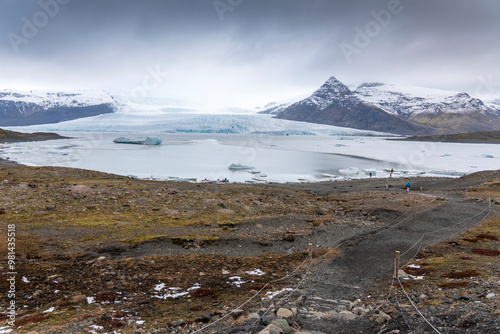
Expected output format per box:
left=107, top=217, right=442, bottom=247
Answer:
left=0, top=166, right=498, bottom=334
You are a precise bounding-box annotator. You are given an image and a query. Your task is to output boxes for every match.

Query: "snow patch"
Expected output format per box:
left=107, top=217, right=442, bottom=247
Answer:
left=245, top=269, right=265, bottom=276
left=265, top=288, right=294, bottom=300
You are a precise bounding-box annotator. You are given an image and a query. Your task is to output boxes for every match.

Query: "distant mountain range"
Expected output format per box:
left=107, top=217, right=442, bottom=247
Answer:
left=262, top=77, right=500, bottom=135
left=0, top=89, right=118, bottom=126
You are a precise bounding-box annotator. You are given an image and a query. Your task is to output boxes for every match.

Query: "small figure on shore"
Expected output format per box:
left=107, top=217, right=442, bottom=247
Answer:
left=369, top=172, right=372, bottom=178
left=386, top=184, right=389, bottom=190
left=406, top=182, right=411, bottom=192
left=390, top=168, right=394, bottom=178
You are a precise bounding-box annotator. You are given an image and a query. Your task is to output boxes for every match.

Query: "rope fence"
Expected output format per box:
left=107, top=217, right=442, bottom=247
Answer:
left=192, top=184, right=495, bottom=333
left=388, top=198, right=494, bottom=333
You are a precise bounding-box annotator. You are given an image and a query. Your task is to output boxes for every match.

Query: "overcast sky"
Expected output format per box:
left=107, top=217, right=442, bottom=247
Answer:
left=1, top=0, right=499, bottom=107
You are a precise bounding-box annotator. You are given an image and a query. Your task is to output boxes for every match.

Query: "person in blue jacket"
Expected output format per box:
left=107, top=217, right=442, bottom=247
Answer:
left=406, top=182, right=411, bottom=192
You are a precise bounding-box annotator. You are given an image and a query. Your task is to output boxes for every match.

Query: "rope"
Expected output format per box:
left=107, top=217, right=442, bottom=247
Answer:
left=192, top=246, right=313, bottom=333
left=396, top=299, right=414, bottom=334
left=396, top=277, right=441, bottom=334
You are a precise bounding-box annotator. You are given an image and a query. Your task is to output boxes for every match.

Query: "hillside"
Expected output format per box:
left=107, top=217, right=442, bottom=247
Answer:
left=0, top=128, right=67, bottom=143
left=0, top=166, right=497, bottom=333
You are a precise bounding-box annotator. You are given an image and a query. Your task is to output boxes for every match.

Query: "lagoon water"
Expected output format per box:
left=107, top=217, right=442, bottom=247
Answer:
left=1, top=132, right=412, bottom=183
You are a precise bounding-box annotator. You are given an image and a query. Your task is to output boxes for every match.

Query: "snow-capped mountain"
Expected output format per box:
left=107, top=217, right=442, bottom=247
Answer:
left=0, top=89, right=118, bottom=126
left=256, top=93, right=310, bottom=115
left=275, top=77, right=430, bottom=135
left=354, top=83, right=496, bottom=116
left=273, top=77, right=500, bottom=135
left=485, top=98, right=500, bottom=113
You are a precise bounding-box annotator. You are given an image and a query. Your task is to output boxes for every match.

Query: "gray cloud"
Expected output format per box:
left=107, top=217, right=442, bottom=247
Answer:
left=1, top=0, right=499, bottom=107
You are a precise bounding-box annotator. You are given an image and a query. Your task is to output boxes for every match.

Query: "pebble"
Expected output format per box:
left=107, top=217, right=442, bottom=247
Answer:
left=271, top=319, right=291, bottom=333
left=276, top=307, right=293, bottom=318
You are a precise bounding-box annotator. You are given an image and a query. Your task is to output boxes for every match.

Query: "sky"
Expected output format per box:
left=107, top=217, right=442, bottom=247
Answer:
left=1, top=0, right=499, bottom=108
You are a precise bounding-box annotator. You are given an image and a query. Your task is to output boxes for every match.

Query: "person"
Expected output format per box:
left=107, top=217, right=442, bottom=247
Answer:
left=369, top=172, right=372, bottom=178
left=390, top=168, right=394, bottom=178
left=406, top=182, right=411, bottom=192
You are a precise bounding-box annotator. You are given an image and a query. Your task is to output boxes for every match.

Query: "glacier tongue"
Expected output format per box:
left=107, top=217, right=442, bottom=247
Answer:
left=6, top=111, right=390, bottom=136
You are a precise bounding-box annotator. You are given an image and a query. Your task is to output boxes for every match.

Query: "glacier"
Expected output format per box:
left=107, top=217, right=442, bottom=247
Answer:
left=5, top=108, right=390, bottom=136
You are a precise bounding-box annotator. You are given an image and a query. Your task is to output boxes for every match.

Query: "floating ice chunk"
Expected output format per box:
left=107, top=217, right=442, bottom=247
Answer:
left=339, top=167, right=360, bottom=175
left=481, top=154, right=494, bottom=158
left=87, top=296, right=95, bottom=304
left=228, top=163, right=254, bottom=170
left=113, top=136, right=162, bottom=145
left=441, top=153, right=452, bottom=157
left=362, top=169, right=376, bottom=176
left=154, top=283, right=165, bottom=292
left=43, top=307, right=56, bottom=313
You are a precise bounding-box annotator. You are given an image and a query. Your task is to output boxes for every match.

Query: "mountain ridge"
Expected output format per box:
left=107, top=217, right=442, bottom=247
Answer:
left=0, top=89, right=118, bottom=126
left=268, top=76, right=500, bottom=135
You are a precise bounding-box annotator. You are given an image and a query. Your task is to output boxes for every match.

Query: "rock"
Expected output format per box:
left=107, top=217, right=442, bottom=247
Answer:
left=71, top=294, right=87, bottom=304
left=375, top=311, right=392, bottom=324
left=261, top=314, right=277, bottom=325
left=282, top=233, right=295, bottom=242
left=459, top=295, right=472, bottom=301
left=45, top=205, right=57, bottom=212
left=196, top=313, right=212, bottom=323
left=486, top=293, right=495, bottom=299
left=33, top=290, right=42, bottom=298
left=100, top=313, right=112, bottom=322
left=271, top=319, right=291, bottom=333
left=397, top=270, right=409, bottom=278
left=248, top=312, right=261, bottom=320
left=222, top=269, right=230, bottom=275
left=172, top=319, right=185, bottom=327
left=97, top=256, right=106, bottom=261
left=96, top=291, right=117, bottom=302
left=276, top=308, right=293, bottom=318
left=352, top=306, right=370, bottom=316
left=338, top=310, right=357, bottom=320
left=311, top=219, right=323, bottom=227
left=231, top=309, right=244, bottom=319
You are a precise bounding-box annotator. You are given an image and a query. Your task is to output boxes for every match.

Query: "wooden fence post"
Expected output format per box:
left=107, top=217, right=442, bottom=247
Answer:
left=395, top=250, right=400, bottom=300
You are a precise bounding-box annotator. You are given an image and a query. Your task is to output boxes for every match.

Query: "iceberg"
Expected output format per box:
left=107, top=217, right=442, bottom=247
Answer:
left=339, top=167, right=360, bottom=175
left=228, top=163, right=254, bottom=170
left=113, top=136, right=162, bottom=145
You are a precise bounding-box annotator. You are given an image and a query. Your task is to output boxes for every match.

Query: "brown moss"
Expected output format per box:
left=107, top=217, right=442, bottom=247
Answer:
left=441, top=269, right=480, bottom=279
left=472, top=248, right=500, bottom=256
left=437, top=281, right=469, bottom=289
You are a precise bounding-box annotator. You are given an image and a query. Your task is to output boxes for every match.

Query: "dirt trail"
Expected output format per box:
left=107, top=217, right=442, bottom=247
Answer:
left=306, top=195, right=492, bottom=301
